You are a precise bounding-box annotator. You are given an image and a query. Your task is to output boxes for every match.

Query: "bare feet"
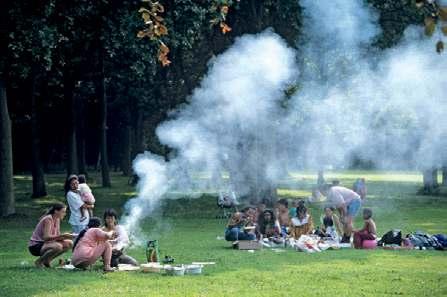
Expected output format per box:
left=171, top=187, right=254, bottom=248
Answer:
left=103, top=267, right=115, bottom=273
left=34, top=259, right=45, bottom=268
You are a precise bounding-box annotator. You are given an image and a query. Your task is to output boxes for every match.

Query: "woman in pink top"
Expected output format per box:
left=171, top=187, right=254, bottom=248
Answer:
left=72, top=217, right=115, bottom=272
left=28, top=202, right=73, bottom=267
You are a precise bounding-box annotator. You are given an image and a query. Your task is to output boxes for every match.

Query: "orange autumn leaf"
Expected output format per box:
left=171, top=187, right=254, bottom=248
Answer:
left=154, top=24, right=168, bottom=36
left=158, top=43, right=171, bottom=66
left=424, top=17, right=436, bottom=36
left=158, top=52, right=171, bottom=66
left=415, top=0, right=424, bottom=9
left=220, top=22, right=232, bottom=34
left=442, top=26, right=447, bottom=36
left=159, top=42, right=169, bottom=54
left=221, top=5, right=229, bottom=14
left=142, top=11, right=151, bottom=23
left=439, top=7, right=447, bottom=22
left=137, top=30, right=146, bottom=38
left=151, top=2, right=164, bottom=14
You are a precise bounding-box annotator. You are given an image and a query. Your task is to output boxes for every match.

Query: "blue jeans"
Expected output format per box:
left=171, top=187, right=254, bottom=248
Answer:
left=225, top=227, right=256, bottom=241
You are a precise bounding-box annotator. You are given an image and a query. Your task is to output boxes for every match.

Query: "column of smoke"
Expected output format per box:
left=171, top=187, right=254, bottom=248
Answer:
left=122, top=0, right=447, bottom=240
left=121, top=32, right=298, bottom=238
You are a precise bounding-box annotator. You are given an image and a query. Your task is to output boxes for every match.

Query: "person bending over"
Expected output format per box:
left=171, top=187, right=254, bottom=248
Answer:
left=72, top=217, right=115, bottom=272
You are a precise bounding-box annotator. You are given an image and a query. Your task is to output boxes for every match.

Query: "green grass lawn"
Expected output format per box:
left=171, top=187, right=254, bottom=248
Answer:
left=1, top=171, right=446, bottom=297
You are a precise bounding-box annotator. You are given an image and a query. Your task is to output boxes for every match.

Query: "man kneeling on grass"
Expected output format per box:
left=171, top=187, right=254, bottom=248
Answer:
left=28, top=202, right=74, bottom=268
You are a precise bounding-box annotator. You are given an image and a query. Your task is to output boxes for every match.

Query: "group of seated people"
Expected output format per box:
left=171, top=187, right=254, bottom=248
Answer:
left=224, top=184, right=377, bottom=249
left=28, top=202, right=138, bottom=272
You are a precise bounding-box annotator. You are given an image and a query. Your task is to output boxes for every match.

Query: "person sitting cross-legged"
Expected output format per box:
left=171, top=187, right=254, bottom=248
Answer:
left=224, top=212, right=256, bottom=242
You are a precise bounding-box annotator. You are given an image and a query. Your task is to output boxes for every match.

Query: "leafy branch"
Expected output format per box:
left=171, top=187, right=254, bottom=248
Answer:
left=416, top=0, right=447, bottom=53
left=137, top=0, right=170, bottom=66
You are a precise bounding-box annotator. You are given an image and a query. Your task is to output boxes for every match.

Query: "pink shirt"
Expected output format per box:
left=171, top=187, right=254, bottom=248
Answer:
left=72, top=228, right=109, bottom=263
left=327, top=186, right=360, bottom=207
left=29, top=215, right=60, bottom=246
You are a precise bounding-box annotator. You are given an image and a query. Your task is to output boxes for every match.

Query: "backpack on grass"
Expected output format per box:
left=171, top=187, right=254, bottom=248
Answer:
left=433, top=234, right=447, bottom=249
left=378, top=229, right=402, bottom=246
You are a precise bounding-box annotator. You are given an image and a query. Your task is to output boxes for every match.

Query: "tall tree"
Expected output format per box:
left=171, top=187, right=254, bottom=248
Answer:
left=30, top=68, right=47, bottom=197
left=0, top=1, right=15, bottom=215
left=64, top=72, right=78, bottom=176
left=8, top=1, right=56, bottom=196
left=423, top=168, right=439, bottom=194
left=442, top=166, right=447, bottom=186
left=97, top=52, right=111, bottom=187
left=0, top=81, right=15, bottom=216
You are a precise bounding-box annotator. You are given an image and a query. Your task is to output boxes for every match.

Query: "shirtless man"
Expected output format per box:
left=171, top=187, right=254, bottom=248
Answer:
left=276, top=199, right=290, bottom=237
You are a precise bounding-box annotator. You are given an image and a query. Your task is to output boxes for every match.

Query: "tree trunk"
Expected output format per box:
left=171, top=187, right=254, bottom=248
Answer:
left=77, top=133, right=87, bottom=176
left=97, top=54, right=111, bottom=187
left=120, top=122, right=132, bottom=176
left=76, top=92, right=87, bottom=176
left=0, top=80, right=15, bottom=216
left=432, top=168, right=439, bottom=188
left=422, top=168, right=438, bottom=194
left=131, top=108, right=145, bottom=159
left=442, top=166, right=447, bottom=186
left=30, top=72, right=47, bottom=198
left=317, top=170, right=325, bottom=186
left=65, top=73, right=78, bottom=176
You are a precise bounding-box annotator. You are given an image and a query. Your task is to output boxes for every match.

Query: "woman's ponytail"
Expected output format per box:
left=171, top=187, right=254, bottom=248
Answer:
left=72, top=217, right=102, bottom=251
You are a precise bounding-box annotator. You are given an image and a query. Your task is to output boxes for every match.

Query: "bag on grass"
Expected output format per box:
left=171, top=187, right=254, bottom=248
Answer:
left=378, top=229, right=402, bottom=246
left=433, top=234, right=447, bottom=249
left=406, top=231, right=441, bottom=250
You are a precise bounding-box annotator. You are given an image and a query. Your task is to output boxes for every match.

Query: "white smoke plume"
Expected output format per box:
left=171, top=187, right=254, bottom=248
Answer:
left=291, top=0, right=447, bottom=170
left=122, top=31, right=297, bottom=236
left=122, top=0, right=447, bottom=238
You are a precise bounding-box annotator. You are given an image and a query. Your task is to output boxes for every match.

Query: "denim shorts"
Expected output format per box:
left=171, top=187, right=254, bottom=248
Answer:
left=347, top=199, right=361, bottom=217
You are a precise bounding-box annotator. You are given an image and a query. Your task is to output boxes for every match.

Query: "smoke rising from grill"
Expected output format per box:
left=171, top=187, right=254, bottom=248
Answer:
left=122, top=0, right=447, bottom=238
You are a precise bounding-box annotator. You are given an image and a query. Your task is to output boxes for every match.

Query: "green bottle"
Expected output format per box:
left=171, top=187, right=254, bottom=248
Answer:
left=146, top=240, right=159, bottom=263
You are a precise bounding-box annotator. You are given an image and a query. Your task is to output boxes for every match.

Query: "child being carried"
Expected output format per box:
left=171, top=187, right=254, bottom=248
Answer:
left=78, top=174, right=95, bottom=221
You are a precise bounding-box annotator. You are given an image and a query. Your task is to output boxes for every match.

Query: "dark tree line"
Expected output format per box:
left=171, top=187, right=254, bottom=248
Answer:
left=0, top=0, right=443, bottom=216
left=0, top=0, right=301, bottom=215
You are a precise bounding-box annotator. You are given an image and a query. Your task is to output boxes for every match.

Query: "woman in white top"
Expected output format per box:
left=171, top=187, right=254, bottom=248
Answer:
left=65, top=175, right=93, bottom=234
left=102, top=208, right=138, bottom=267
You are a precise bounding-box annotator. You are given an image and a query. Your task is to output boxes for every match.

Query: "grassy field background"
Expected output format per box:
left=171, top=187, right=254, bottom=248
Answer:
left=0, top=171, right=446, bottom=297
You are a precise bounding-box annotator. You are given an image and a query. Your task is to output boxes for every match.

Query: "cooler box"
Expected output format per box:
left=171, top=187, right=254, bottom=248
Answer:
left=237, top=240, right=263, bottom=250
